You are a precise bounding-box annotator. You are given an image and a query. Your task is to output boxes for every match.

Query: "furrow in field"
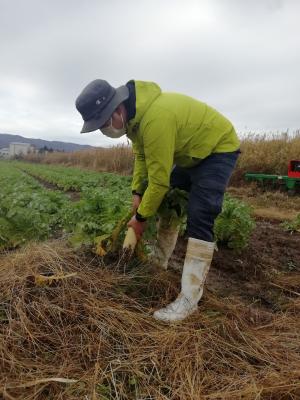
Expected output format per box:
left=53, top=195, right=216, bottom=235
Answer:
left=19, top=169, right=81, bottom=201
left=0, top=162, right=71, bottom=250
left=0, top=161, right=132, bottom=251
left=12, top=161, right=132, bottom=192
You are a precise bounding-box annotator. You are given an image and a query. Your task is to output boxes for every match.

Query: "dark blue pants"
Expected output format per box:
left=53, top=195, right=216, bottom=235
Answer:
left=170, top=151, right=240, bottom=242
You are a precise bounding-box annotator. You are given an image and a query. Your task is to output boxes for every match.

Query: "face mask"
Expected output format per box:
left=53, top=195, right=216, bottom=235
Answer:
left=101, top=113, right=127, bottom=138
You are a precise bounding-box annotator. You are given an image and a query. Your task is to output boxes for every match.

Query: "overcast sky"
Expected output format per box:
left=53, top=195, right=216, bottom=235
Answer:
left=0, top=0, right=299, bottom=147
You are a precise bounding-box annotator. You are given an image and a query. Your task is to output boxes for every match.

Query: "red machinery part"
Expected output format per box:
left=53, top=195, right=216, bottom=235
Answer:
left=288, top=160, right=300, bottom=178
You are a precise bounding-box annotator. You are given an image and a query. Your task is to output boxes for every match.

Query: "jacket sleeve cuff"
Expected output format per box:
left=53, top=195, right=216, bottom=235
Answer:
left=132, top=190, right=143, bottom=197
left=135, top=212, right=147, bottom=222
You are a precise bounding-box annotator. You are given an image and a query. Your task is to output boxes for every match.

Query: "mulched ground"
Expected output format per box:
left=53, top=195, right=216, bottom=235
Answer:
left=1, top=219, right=299, bottom=399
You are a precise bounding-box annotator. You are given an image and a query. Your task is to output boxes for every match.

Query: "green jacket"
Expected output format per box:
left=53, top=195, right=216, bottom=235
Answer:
left=126, top=81, right=240, bottom=218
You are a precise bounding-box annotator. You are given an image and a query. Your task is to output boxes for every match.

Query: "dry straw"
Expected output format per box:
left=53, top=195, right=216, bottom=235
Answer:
left=1, top=240, right=299, bottom=399
left=231, top=131, right=300, bottom=184
left=24, top=132, right=300, bottom=183
left=25, top=144, right=134, bottom=175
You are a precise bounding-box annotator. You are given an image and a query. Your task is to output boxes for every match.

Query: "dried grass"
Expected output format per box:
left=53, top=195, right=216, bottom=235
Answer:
left=227, top=186, right=300, bottom=221
left=1, top=241, right=300, bottom=399
left=231, top=131, right=300, bottom=184
left=25, top=144, right=134, bottom=175
left=24, top=132, right=300, bottom=182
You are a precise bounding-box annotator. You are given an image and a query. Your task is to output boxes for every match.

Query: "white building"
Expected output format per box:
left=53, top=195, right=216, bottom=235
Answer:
left=0, top=148, right=10, bottom=158
left=9, top=142, right=35, bottom=157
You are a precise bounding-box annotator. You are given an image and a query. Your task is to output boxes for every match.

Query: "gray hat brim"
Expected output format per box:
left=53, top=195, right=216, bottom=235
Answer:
left=80, top=85, right=129, bottom=133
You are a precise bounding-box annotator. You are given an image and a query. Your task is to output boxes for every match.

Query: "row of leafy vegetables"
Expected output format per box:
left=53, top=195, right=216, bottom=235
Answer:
left=0, top=161, right=256, bottom=253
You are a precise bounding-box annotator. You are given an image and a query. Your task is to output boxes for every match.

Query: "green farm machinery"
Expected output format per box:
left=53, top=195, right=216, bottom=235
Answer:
left=245, top=160, right=300, bottom=195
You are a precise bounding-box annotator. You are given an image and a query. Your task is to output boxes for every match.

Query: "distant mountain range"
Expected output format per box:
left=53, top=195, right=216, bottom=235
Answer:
left=0, top=133, right=94, bottom=152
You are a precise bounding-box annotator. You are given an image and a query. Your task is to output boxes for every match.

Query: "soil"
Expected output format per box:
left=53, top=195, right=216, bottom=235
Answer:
left=170, top=219, right=300, bottom=311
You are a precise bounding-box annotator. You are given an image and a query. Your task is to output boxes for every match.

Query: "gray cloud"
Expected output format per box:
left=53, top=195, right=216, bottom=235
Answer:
left=0, top=0, right=299, bottom=146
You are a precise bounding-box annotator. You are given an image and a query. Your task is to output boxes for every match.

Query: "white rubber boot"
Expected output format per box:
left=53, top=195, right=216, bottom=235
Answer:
left=151, top=218, right=180, bottom=270
left=153, top=238, right=214, bottom=322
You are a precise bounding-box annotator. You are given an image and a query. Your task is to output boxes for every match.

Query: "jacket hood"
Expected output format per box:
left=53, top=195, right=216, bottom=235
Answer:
left=127, top=81, right=161, bottom=136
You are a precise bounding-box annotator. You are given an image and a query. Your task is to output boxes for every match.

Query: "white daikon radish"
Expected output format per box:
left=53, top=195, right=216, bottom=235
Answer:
left=123, top=227, right=137, bottom=250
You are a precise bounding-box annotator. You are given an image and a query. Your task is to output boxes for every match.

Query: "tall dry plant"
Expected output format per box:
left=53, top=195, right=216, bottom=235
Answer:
left=25, top=132, right=300, bottom=180
left=231, top=131, right=300, bottom=183
left=25, top=144, right=134, bottom=175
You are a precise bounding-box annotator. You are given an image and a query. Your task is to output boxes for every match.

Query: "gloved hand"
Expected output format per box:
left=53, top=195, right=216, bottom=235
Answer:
left=127, top=215, right=146, bottom=240
left=132, top=194, right=142, bottom=213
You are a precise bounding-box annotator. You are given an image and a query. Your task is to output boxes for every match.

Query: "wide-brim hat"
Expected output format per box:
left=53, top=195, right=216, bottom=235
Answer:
left=75, top=79, right=129, bottom=133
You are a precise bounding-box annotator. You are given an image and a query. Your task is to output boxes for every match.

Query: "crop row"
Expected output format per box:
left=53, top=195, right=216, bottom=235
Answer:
left=0, top=162, right=132, bottom=251
left=13, top=161, right=132, bottom=192
left=0, top=163, right=69, bottom=249
left=1, top=161, right=255, bottom=252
